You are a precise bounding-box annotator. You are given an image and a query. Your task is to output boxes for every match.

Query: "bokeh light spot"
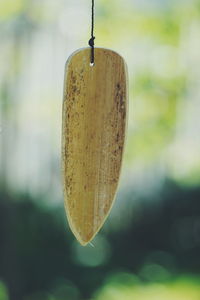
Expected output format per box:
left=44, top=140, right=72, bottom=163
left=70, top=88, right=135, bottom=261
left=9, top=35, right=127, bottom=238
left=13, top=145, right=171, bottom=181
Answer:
left=71, top=235, right=111, bottom=267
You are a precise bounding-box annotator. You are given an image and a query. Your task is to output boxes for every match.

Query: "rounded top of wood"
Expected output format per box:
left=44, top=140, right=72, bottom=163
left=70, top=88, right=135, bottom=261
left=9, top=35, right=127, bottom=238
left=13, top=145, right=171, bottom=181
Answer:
left=65, top=47, right=127, bottom=69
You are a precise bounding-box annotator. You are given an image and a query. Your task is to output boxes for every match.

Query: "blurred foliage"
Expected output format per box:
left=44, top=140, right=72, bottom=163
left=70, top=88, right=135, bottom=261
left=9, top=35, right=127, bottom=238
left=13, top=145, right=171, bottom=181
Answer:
left=1, top=0, right=200, bottom=299
left=0, top=181, right=200, bottom=299
left=0, top=281, right=9, bottom=300
left=95, top=275, right=200, bottom=300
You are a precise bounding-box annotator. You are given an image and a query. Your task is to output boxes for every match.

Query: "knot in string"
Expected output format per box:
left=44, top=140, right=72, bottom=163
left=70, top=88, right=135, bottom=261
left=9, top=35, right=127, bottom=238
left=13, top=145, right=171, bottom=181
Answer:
left=88, top=36, right=95, bottom=48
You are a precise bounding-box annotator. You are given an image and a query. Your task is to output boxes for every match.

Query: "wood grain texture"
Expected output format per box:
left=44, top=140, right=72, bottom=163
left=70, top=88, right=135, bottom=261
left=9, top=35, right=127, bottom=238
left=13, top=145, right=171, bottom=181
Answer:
left=62, top=47, right=128, bottom=245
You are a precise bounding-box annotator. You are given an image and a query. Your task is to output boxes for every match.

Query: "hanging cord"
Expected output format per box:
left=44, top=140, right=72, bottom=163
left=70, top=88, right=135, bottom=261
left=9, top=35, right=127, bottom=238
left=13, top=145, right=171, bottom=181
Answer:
left=88, top=0, right=95, bottom=64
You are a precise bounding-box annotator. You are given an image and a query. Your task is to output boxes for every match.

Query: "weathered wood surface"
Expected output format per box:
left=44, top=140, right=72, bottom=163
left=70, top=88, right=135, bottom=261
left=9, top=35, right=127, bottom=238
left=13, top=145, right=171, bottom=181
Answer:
left=62, top=47, right=128, bottom=245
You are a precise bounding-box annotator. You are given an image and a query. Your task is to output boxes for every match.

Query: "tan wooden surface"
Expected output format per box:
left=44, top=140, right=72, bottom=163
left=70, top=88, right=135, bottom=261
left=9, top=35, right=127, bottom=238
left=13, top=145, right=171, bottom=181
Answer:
left=62, top=47, right=128, bottom=245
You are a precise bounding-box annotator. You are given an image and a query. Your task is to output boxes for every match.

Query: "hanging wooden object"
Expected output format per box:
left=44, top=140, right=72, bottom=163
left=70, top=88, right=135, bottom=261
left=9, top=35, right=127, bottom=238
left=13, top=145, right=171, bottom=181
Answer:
left=62, top=47, right=128, bottom=245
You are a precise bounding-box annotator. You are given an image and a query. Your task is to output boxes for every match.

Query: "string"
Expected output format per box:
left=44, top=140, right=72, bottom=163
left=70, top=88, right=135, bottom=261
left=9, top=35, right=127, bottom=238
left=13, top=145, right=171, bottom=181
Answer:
left=88, top=0, right=95, bottom=65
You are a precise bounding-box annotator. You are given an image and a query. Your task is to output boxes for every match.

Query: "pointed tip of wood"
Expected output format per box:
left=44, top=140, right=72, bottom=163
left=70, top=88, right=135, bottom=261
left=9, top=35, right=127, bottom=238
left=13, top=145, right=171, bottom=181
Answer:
left=73, top=229, right=97, bottom=247
left=67, top=215, right=97, bottom=246
left=77, top=237, right=90, bottom=247
left=66, top=202, right=114, bottom=246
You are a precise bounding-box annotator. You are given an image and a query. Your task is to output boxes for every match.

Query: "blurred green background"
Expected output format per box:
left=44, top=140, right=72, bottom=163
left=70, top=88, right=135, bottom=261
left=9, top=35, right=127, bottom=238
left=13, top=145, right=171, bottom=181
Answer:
left=0, top=0, right=200, bottom=299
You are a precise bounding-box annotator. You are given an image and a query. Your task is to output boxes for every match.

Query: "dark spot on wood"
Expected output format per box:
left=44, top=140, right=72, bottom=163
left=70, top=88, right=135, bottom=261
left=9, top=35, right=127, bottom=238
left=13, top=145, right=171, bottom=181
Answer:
left=70, top=71, right=76, bottom=84
left=115, top=132, right=120, bottom=142
left=120, top=94, right=124, bottom=106
left=113, top=150, right=118, bottom=155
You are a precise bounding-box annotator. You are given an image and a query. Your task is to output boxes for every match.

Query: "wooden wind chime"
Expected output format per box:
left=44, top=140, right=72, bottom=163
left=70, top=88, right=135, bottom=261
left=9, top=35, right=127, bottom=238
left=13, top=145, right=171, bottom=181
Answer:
left=62, top=0, right=128, bottom=245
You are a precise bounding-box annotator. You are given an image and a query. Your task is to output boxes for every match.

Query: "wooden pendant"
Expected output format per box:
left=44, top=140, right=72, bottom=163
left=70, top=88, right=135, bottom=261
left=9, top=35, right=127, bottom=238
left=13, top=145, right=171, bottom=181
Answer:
left=62, top=47, right=128, bottom=245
